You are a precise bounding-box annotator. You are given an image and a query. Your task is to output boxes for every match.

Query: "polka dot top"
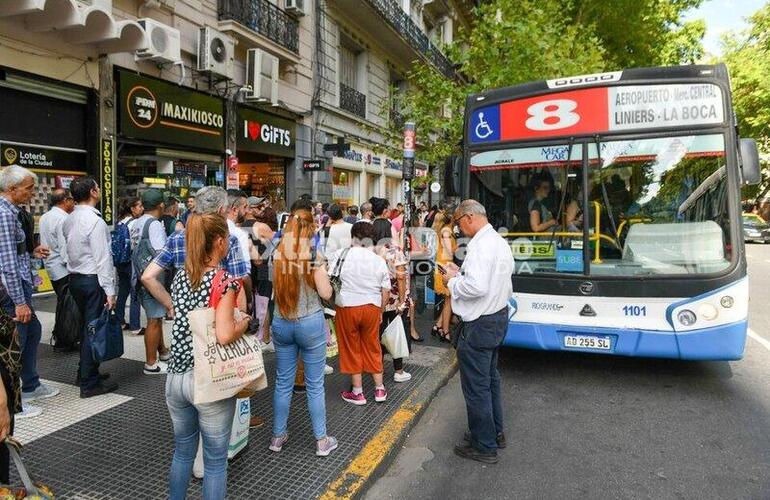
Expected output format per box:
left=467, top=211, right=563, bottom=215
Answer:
left=169, top=268, right=241, bottom=374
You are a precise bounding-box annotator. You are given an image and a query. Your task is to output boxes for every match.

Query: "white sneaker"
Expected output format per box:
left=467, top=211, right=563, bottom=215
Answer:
left=394, top=371, right=412, bottom=383
left=324, top=364, right=334, bottom=375
left=260, top=341, right=275, bottom=353
left=16, top=404, right=42, bottom=419
left=22, top=383, right=60, bottom=402
left=143, top=361, right=168, bottom=375
left=159, top=351, right=171, bottom=362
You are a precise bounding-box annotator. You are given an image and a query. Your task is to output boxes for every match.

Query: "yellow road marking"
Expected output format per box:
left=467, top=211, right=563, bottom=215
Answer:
left=319, top=398, right=423, bottom=500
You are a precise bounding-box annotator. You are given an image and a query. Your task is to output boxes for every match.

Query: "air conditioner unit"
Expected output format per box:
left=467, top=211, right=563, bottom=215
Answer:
left=284, top=0, right=306, bottom=16
left=135, top=18, right=181, bottom=64
left=246, top=49, right=279, bottom=104
left=197, top=26, right=235, bottom=80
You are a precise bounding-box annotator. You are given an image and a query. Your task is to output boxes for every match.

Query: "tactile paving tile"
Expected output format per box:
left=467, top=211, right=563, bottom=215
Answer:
left=10, top=343, right=436, bottom=499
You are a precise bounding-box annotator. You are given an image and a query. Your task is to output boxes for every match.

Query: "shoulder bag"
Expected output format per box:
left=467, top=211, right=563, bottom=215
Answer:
left=190, top=269, right=267, bottom=405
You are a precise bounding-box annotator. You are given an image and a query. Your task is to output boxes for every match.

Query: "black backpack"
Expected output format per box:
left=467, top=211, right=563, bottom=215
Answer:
left=51, top=283, right=84, bottom=352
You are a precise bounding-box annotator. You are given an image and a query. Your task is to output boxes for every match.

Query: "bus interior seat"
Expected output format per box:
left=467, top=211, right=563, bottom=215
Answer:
left=622, top=221, right=726, bottom=272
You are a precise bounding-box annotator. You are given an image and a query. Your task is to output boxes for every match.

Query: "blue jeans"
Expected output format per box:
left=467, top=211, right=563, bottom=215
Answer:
left=0, top=281, right=41, bottom=393
left=456, top=308, right=507, bottom=454
left=166, top=371, right=236, bottom=500
left=272, top=310, right=328, bottom=440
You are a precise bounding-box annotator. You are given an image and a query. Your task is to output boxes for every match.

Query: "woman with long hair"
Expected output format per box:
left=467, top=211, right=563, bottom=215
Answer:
left=166, top=213, right=251, bottom=500
left=270, top=208, right=338, bottom=456
left=433, top=203, right=457, bottom=342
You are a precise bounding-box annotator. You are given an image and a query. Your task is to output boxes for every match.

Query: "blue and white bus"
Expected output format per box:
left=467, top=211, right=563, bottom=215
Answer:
left=460, top=64, right=761, bottom=360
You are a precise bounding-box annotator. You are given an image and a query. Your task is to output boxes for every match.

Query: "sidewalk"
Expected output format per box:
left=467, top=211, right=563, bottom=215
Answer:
left=12, top=293, right=455, bottom=499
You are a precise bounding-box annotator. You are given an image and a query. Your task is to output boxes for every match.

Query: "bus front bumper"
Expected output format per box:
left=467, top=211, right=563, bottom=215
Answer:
left=504, top=320, right=747, bottom=361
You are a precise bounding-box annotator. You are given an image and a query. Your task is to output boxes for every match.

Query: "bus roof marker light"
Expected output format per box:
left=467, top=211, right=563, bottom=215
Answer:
left=475, top=96, right=486, bottom=101
left=720, top=296, right=734, bottom=308
left=677, top=310, right=697, bottom=326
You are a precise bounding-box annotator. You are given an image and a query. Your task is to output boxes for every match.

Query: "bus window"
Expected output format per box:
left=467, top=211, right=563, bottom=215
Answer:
left=469, top=144, right=585, bottom=275
left=587, top=134, right=731, bottom=276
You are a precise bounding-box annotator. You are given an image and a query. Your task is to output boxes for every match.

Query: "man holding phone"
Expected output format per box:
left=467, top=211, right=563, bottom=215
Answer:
left=440, top=199, right=514, bottom=464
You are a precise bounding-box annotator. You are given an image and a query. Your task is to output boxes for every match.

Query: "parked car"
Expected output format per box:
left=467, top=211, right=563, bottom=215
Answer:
left=742, top=213, right=770, bottom=243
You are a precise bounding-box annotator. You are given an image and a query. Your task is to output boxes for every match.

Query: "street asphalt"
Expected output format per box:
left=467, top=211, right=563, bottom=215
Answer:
left=365, top=243, right=770, bottom=500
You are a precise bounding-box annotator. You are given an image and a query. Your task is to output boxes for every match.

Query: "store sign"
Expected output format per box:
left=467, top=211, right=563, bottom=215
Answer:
left=227, top=156, right=239, bottom=189
left=118, top=70, right=225, bottom=151
left=237, top=107, right=295, bottom=158
left=100, top=138, right=114, bottom=225
left=303, top=159, right=326, bottom=172
left=1, top=143, right=86, bottom=171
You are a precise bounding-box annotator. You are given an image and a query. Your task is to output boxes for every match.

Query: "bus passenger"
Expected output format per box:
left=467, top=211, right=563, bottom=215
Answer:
left=528, top=175, right=558, bottom=233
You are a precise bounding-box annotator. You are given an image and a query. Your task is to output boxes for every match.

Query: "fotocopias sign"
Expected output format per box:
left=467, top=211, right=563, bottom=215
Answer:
left=117, top=70, right=225, bottom=151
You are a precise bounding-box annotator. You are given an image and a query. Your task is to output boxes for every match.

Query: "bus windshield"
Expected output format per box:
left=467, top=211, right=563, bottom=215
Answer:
left=469, top=133, right=732, bottom=276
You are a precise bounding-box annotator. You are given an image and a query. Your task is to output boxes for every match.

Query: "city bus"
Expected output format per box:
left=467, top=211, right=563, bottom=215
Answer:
left=461, top=64, right=761, bottom=360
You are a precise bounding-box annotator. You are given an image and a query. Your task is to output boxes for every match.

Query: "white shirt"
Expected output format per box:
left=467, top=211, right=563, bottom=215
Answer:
left=129, top=214, right=167, bottom=252
left=228, top=219, right=252, bottom=265
left=38, top=206, right=69, bottom=281
left=448, top=223, right=514, bottom=322
left=325, top=221, right=352, bottom=256
left=63, top=205, right=116, bottom=296
left=328, top=246, right=390, bottom=308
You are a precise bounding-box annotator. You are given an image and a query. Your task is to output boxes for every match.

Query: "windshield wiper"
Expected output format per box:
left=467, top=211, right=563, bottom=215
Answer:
left=547, top=138, right=575, bottom=251
left=594, top=135, right=620, bottom=241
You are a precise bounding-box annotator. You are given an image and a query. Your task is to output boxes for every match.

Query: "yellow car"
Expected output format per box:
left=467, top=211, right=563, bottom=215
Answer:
left=743, top=213, right=770, bottom=243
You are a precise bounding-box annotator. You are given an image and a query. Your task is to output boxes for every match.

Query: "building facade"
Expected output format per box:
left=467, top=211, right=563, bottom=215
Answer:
left=0, top=0, right=472, bottom=224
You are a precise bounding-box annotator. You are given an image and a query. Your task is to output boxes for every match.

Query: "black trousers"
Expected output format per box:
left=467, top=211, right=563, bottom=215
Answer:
left=50, top=275, right=69, bottom=343
left=68, top=274, right=106, bottom=391
left=380, top=309, right=411, bottom=371
left=456, top=307, right=507, bottom=454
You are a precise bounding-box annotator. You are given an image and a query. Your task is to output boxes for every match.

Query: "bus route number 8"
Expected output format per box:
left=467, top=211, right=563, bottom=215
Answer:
left=525, top=99, right=580, bottom=131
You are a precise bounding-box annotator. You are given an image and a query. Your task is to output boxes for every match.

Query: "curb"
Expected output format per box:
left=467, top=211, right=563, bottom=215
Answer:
left=319, top=347, right=459, bottom=500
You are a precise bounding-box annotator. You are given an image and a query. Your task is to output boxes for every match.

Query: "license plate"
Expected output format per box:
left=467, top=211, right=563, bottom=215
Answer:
left=563, top=335, right=611, bottom=350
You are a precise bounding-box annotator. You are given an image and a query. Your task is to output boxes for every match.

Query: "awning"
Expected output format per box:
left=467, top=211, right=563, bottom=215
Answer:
left=0, top=0, right=149, bottom=53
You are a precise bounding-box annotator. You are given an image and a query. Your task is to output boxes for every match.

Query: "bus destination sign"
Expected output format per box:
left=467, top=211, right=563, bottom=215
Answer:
left=469, top=83, right=724, bottom=143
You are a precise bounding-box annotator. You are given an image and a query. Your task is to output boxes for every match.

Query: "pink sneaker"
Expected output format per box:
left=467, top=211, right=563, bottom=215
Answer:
left=341, top=390, right=367, bottom=406
left=374, top=388, right=387, bottom=403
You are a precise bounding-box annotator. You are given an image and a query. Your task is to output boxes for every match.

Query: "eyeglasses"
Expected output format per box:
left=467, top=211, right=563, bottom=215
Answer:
left=453, top=213, right=471, bottom=225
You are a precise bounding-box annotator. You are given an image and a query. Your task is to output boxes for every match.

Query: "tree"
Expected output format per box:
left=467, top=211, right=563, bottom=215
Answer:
left=380, top=0, right=707, bottom=167
left=720, top=2, right=770, bottom=201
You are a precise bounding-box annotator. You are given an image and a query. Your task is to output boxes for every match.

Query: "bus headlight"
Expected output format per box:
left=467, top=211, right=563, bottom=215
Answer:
left=698, top=304, right=718, bottom=321
left=677, top=309, right=697, bottom=326
left=720, top=296, right=734, bottom=308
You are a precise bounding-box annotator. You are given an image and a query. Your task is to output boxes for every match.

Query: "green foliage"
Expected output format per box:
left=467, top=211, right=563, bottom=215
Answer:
left=720, top=2, right=770, bottom=200
left=383, top=0, right=707, bottom=169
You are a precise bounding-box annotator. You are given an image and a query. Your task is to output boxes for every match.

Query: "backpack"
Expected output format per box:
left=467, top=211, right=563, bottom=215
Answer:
left=131, top=217, right=163, bottom=278
left=51, top=283, right=84, bottom=352
left=111, top=221, right=132, bottom=266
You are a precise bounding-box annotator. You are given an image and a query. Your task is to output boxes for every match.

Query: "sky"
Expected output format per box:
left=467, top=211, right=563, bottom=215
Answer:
left=683, top=0, right=767, bottom=57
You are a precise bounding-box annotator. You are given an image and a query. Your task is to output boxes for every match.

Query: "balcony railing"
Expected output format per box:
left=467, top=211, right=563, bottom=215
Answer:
left=364, top=0, right=455, bottom=78
left=390, top=108, right=405, bottom=128
left=340, top=83, right=367, bottom=119
left=219, top=0, right=299, bottom=54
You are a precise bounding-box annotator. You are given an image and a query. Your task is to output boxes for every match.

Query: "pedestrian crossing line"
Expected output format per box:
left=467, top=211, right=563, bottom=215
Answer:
left=748, top=329, right=770, bottom=352
left=318, top=398, right=423, bottom=500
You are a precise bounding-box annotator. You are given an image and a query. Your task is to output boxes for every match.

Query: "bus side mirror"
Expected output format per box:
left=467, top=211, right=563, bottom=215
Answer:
left=740, top=138, right=761, bottom=185
left=444, top=155, right=462, bottom=196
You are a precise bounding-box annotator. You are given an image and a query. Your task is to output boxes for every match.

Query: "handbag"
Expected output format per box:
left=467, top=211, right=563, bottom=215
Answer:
left=87, top=307, right=124, bottom=363
left=189, top=269, right=267, bottom=405
left=322, top=247, right=350, bottom=312
left=381, top=315, right=410, bottom=359
left=325, top=317, right=338, bottom=358
left=1, top=437, right=54, bottom=499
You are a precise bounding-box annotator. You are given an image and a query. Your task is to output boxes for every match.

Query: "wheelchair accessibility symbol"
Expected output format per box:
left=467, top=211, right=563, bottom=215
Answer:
left=475, top=112, right=494, bottom=139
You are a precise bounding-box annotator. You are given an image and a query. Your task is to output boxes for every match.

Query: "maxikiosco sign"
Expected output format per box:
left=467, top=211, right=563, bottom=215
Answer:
left=117, top=69, right=225, bottom=151
left=236, top=107, right=295, bottom=158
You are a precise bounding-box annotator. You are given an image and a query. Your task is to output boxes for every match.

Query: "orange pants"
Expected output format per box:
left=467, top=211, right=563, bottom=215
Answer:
left=335, top=304, right=383, bottom=374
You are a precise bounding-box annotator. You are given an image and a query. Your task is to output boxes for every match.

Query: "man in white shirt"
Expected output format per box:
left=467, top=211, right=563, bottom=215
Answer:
left=38, top=188, right=74, bottom=350
left=441, top=199, right=514, bottom=464
left=226, top=189, right=254, bottom=301
left=63, top=176, right=118, bottom=398
left=130, top=190, right=169, bottom=375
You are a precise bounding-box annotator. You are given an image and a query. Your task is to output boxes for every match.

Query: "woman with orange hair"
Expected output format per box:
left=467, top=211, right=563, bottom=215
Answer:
left=270, top=207, right=338, bottom=456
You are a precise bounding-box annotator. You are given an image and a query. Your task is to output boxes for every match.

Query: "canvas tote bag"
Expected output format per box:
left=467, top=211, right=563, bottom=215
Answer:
left=190, top=269, right=267, bottom=405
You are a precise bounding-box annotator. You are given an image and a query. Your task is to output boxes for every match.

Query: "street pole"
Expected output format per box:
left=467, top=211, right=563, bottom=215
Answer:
left=403, top=122, right=415, bottom=254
